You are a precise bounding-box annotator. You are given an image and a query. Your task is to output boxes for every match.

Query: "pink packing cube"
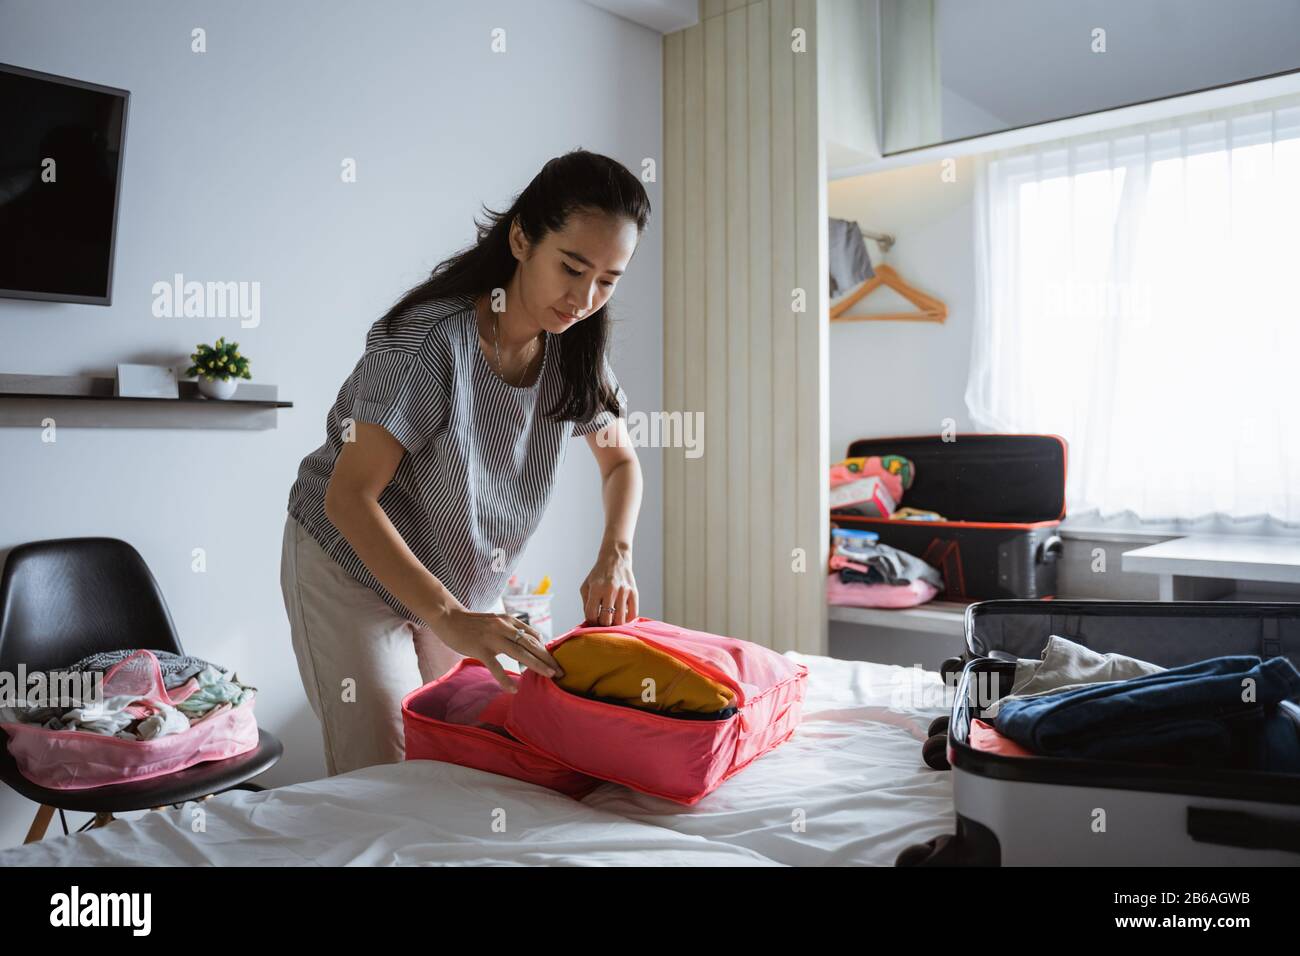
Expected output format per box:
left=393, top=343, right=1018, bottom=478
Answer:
left=0, top=649, right=258, bottom=790
left=402, top=616, right=808, bottom=805
left=507, top=617, right=808, bottom=805
left=402, top=658, right=605, bottom=800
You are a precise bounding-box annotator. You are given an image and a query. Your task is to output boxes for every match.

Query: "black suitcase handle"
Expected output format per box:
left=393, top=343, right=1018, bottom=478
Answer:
left=1187, top=806, right=1300, bottom=854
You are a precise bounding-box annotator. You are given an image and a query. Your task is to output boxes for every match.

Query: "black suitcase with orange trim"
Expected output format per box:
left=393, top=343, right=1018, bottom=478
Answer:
left=831, top=434, right=1067, bottom=601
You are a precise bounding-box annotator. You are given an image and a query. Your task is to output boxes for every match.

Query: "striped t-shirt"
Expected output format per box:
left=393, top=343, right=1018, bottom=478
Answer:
left=286, top=293, right=626, bottom=624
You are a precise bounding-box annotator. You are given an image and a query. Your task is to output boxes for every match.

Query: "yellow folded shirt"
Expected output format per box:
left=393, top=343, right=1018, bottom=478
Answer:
left=553, top=631, right=736, bottom=715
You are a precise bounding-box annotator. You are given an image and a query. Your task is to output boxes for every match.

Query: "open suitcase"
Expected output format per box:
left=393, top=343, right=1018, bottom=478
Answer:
left=908, top=600, right=1300, bottom=866
left=402, top=616, right=809, bottom=806
left=833, top=434, right=1067, bottom=600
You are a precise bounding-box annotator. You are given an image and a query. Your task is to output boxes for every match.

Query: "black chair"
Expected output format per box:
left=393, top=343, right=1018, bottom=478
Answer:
left=0, top=537, right=282, bottom=843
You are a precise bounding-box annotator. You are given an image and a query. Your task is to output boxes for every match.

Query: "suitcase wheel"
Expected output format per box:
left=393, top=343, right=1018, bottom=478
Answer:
left=927, top=715, right=950, bottom=738
left=895, top=833, right=961, bottom=867
left=939, top=656, right=965, bottom=681
left=922, top=733, right=950, bottom=771
left=895, top=841, right=935, bottom=867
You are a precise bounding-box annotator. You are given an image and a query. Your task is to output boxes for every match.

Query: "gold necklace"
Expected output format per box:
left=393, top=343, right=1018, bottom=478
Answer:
left=493, top=311, right=541, bottom=386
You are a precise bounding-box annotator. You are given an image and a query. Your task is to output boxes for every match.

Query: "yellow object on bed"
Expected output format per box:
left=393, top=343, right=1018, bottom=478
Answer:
left=553, top=631, right=736, bottom=714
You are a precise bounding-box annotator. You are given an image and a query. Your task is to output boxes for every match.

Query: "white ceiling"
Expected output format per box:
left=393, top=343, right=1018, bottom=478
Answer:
left=581, top=0, right=699, bottom=34
left=936, top=0, right=1300, bottom=133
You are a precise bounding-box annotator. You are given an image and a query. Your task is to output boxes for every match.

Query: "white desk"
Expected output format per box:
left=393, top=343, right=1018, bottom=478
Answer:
left=1121, top=535, right=1300, bottom=600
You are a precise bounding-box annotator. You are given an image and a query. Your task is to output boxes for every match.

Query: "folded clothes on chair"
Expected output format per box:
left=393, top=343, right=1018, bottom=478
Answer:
left=0, top=651, right=254, bottom=739
left=69, top=649, right=229, bottom=690
left=173, top=666, right=256, bottom=720
left=552, top=631, right=737, bottom=716
left=0, top=649, right=262, bottom=789
left=49, top=694, right=177, bottom=738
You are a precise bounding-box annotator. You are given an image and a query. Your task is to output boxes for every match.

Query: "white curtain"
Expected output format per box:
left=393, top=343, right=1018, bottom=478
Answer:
left=966, top=92, right=1300, bottom=524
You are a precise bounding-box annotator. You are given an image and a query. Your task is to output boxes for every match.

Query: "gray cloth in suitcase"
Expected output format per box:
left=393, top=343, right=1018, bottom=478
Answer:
left=983, top=634, right=1165, bottom=718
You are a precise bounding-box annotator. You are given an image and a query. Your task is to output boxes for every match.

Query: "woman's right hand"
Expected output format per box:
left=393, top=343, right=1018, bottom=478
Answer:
left=432, top=608, right=565, bottom=693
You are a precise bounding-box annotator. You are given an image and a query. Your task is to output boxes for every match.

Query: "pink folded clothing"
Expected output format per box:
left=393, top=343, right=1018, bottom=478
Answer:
left=829, top=475, right=896, bottom=518
left=969, top=718, right=1036, bottom=758
left=828, top=553, right=872, bottom=574
left=826, top=572, right=938, bottom=609
left=167, top=676, right=200, bottom=704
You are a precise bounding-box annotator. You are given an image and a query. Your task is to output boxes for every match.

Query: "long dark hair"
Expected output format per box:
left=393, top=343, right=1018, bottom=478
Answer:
left=378, top=149, right=651, bottom=424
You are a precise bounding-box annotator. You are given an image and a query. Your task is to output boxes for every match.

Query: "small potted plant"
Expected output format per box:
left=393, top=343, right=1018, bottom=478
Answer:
left=186, top=337, right=251, bottom=400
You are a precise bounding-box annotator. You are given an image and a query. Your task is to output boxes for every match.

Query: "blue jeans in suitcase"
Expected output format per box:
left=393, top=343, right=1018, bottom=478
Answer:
left=994, top=655, right=1300, bottom=772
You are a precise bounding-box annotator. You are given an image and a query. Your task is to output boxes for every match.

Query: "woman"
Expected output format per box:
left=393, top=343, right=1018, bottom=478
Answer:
left=280, top=149, right=648, bottom=776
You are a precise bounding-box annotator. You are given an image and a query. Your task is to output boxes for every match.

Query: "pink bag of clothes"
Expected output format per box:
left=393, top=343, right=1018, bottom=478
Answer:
left=825, top=571, right=939, bottom=608
left=402, top=658, right=605, bottom=800
left=0, top=649, right=258, bottom=790
left=403, top=616, right=808, bottom=806
left=507, top=617, right=808, bottom=805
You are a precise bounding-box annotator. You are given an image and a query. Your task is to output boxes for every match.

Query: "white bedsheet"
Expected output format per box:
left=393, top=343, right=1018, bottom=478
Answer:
left=0, top=653, right=954, bottom=866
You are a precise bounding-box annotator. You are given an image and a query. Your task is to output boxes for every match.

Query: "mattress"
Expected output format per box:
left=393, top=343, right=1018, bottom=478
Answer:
left=0, top=652, right=954, bottom=867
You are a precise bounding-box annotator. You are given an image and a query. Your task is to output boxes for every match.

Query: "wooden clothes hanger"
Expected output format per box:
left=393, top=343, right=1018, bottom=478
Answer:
left=830, top=262, right=948, bottom=323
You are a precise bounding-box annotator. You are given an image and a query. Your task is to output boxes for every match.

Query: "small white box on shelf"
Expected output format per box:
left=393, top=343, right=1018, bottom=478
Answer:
left=115, top=364, right=179, bottom=399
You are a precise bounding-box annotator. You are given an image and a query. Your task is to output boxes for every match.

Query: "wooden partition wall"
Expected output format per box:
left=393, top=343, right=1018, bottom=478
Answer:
left=661, top=0, right=828, bottom=654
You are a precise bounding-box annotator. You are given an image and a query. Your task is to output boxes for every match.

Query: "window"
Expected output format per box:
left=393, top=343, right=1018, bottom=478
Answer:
left=966, top=93, right=1300, bottom=524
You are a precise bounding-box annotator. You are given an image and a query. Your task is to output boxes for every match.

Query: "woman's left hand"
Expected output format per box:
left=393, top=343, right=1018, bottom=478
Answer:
left=580, top=545, right=638, bottom=625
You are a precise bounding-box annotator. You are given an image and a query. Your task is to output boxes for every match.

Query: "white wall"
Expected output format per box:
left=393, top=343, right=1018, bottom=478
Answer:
left=0, top=0, right=662, bottom=848
left=827, top=156, right=976, bottom=456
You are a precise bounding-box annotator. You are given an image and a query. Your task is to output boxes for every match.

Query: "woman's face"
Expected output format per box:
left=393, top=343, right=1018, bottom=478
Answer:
left=512, top=211, right=638, bottom=334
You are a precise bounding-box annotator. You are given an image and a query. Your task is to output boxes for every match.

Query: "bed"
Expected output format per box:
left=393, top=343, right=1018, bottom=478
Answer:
left=0, top=653, right=955, bottom=866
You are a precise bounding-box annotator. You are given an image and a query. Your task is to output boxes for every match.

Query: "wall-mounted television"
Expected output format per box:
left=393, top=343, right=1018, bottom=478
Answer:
left=0, top=62, right=129, bottom=306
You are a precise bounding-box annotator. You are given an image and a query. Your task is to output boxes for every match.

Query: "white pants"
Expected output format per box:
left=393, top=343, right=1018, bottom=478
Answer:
left=279, top=513, right=495, bottom=777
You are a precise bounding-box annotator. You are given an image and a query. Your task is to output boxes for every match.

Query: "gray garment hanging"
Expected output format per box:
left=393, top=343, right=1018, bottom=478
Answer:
left=828, top=217, right=875, bottom=297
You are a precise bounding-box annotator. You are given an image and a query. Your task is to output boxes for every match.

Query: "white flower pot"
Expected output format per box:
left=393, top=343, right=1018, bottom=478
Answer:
left=197, top=377, right=239, bottom=400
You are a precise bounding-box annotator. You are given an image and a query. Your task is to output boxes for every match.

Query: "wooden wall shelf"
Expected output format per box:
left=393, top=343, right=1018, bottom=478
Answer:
left=0, top=373, right=292, bottom=431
